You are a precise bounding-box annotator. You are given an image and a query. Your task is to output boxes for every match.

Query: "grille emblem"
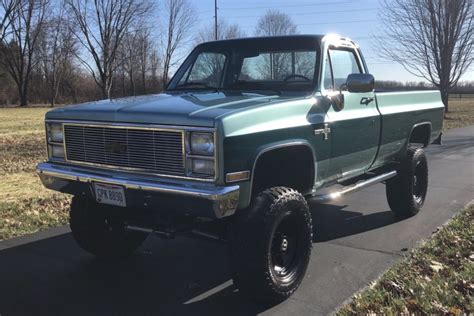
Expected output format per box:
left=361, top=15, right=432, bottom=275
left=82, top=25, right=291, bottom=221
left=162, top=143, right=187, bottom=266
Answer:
left=105, top=141, right=127, bottom=154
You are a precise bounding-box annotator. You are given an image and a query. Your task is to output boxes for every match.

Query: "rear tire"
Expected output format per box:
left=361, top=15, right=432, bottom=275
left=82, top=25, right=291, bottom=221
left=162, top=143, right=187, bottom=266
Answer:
left=69, top=196, right=148, bottom=258
left=229, top=187, right=312, bottom=303
left=386, top=147, right=428, bottom=217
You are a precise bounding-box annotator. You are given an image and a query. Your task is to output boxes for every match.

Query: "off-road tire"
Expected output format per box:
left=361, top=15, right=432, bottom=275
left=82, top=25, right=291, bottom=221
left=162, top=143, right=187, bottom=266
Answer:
left=229, top=187, right=312, bottom=303
left=386, top=147, right=428, bottom=217
left=69, top=196, right=148, bottom=258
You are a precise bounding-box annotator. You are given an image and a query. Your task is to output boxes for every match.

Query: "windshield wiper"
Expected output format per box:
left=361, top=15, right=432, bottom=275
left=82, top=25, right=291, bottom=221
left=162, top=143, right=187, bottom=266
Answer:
left=174, top=81, right=218, bottom=90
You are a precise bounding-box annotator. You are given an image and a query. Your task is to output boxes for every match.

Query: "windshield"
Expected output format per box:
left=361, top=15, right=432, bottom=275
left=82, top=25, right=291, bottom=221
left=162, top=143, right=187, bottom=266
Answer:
left=168, top=40, right=319, bottom=95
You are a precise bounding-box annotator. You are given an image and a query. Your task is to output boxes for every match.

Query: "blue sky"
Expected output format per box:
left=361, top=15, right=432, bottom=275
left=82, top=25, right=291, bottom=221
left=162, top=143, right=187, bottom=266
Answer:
left=184, top=0, right=474, bottom=82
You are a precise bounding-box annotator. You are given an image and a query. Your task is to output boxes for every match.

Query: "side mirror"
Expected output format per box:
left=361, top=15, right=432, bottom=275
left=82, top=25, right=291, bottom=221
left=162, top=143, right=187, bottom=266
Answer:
left=331, top=92, right=345, bottom=112
left=346, top=73, right=375, bottom=93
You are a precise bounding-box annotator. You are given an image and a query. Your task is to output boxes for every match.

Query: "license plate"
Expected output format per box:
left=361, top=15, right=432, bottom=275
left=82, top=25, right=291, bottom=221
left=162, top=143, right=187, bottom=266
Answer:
left=93, top=183, right=126, bottom=207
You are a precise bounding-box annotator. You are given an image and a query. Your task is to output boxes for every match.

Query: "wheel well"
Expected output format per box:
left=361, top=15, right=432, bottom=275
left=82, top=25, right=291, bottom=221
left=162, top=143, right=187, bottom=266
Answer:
left=251, top=145, right=314, bottom=197
left=409, top=123, right=431, bottom=147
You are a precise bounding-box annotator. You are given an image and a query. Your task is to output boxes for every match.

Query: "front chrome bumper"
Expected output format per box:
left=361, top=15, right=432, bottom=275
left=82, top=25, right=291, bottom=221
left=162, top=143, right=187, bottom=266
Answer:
left=36, top=162, right=240, bottom=218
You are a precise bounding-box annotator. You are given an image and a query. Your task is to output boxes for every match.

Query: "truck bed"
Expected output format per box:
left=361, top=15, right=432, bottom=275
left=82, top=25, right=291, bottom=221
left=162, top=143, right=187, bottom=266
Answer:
left=371, top=90, right=445, bottom=169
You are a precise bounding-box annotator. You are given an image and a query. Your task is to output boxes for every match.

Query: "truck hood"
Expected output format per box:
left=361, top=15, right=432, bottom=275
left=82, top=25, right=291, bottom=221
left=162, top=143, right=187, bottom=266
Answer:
left=46, top=92, right=286, bottom=127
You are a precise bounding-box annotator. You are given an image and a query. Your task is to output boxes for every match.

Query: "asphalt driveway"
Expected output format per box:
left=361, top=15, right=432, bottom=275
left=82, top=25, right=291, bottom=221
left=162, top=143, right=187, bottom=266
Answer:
left=0, top=126, right=473, bottom=316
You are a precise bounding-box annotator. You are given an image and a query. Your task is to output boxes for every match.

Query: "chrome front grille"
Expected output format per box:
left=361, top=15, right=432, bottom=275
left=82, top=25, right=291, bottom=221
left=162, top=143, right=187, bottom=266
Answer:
left=63, top=124, right=184, bottom=176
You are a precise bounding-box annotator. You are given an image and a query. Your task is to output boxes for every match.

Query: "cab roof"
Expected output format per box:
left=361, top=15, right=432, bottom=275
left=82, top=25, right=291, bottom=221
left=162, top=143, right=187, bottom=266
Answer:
left=195, top=34, right=356, bottom=50
left=198, top=35, right=324, bottom=48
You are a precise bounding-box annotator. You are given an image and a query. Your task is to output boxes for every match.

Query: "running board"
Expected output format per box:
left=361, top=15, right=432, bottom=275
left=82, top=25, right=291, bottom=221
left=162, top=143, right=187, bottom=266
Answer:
left=311, top=170, right=397, bottom=203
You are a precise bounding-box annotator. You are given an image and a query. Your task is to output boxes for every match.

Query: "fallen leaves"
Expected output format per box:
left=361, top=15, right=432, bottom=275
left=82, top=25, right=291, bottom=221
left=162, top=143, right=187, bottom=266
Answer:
left=429, top=260, right=445, bottom=273
left=1, top=108, right=69, bottom=241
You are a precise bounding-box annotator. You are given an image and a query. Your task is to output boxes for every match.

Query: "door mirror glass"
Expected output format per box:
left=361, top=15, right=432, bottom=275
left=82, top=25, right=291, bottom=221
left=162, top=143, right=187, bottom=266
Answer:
left=331, top=93, right=345, bottom=111
left=346, top=73, right=375, bottom=93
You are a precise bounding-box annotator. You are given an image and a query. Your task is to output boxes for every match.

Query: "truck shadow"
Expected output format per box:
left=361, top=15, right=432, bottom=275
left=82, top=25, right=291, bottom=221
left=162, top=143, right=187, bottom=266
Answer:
left=309, top=202, right=403, bottom=242
left=0, top=203, right=403, bottom=316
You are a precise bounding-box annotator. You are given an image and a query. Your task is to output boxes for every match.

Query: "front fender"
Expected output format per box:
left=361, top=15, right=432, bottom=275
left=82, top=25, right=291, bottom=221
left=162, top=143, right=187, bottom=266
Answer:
left=243, top=139, right=317, bottom=207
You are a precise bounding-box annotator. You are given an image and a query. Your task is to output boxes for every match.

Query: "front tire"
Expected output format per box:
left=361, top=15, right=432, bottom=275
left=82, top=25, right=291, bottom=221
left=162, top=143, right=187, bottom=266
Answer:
left=386, top=147, right=428, bottom=217
left=230, top=187, right=312, bottom=303
left=69, top=196, right=148, bottom=258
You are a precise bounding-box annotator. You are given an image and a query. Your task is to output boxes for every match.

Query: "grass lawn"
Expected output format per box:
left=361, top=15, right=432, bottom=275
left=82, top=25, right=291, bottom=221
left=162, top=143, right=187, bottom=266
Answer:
left=337, top=204, right=474, bottom=315
left=0, top=107, right=70, bottom=240
left=444, top=99, right=474, bottom=130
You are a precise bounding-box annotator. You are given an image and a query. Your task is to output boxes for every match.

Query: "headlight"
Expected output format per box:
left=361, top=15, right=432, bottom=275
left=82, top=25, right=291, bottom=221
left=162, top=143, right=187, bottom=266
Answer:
left=49, top=144, right=65, bottom=159
left=47, top=123, right=64, bottom=143
left=46, top=123, right=65, bottom=160
left=190, top=158, right=215, bottom=176
left=189, top=132, right=214, bottom=156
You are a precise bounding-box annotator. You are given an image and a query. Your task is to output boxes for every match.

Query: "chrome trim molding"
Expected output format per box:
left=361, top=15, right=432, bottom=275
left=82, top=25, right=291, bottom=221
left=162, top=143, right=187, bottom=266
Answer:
left=311, top=170, right=397, bottom=203
left=45, top=119, right=215, bottom=132
left=36, top=162, right=239, bottom=218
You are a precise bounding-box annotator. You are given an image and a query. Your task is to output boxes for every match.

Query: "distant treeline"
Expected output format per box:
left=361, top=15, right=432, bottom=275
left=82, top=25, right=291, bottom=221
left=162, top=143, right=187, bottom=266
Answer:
left=376, top=80, right=474, bottom=94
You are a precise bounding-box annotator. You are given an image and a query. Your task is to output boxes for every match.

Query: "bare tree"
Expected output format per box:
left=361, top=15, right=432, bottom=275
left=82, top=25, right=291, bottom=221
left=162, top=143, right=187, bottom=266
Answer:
left=377, top=0, right=473, bottom=112
left=137, top=30, right=150, bottom=94
left=149, top=46, right=160, bottom=91
left=195, top=19, right=245, bottom=44
left=66, top=0, right=153, bottom=99
left=116, top=27, right=151, bottom=96
left=0, top=0, right=19, bottom=42
left=253, top=10, right=298, bottom=81
left=120, top=31, right=139, bottom=96
left=161, top=0, right=194, bottom=89
left=254, top=9, right=297, bottom=37
left=0, top=0, right=48, bottom=106
left=40, top=2, right=77, bottom=107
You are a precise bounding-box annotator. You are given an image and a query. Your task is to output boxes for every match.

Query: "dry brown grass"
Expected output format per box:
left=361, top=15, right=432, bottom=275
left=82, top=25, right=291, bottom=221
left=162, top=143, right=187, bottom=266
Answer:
left=0, top=172, right=55, bottom=203
left=0, top=107, right=49, bottom=136
left=444, top=99, right=474, bottom=130
left=0, top=107, right=69, bottom=240
left=0, top=132, right=46, bottom=175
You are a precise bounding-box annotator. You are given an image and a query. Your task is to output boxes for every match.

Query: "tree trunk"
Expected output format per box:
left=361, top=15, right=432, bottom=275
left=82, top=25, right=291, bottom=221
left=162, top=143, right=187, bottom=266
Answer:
left=440, top=88, right=449, bottom=113
left=100, top=80, right=108, bottom=100
left=162, top=60, right=169, bottom=90
left=19, top=84, right=28, bottom=107
left=50, top=81, right=55, bottom=107
left=106, top=79, right=113, bottom=99
left=130, top=70, right=135, bottom=96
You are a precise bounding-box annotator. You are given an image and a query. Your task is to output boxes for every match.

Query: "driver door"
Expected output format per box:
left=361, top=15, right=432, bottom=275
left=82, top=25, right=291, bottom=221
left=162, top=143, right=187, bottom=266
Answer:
left=324, top=48, right=380, bottom=181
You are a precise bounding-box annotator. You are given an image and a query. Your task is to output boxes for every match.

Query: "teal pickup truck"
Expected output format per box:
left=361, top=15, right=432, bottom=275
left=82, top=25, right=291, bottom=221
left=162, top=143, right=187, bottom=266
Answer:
left=37, top=35, right=444, bottom=303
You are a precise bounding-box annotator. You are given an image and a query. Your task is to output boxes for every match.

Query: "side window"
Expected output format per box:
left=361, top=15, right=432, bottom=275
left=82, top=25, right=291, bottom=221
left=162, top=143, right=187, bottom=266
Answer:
left=323, top=55, right=333, bottom=90
left=328, top=49, right=361, bottom=90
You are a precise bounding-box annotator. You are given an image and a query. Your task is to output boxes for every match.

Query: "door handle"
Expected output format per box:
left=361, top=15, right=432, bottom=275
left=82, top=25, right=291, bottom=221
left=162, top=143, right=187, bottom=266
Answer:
left=360, top=97, right=374, bottom=105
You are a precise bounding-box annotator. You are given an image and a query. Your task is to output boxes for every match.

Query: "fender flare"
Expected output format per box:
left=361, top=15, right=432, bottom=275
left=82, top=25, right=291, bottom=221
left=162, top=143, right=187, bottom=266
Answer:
left=247, top=140, right=317, bottom=204
left=407, top=122, right=432, bottom=148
